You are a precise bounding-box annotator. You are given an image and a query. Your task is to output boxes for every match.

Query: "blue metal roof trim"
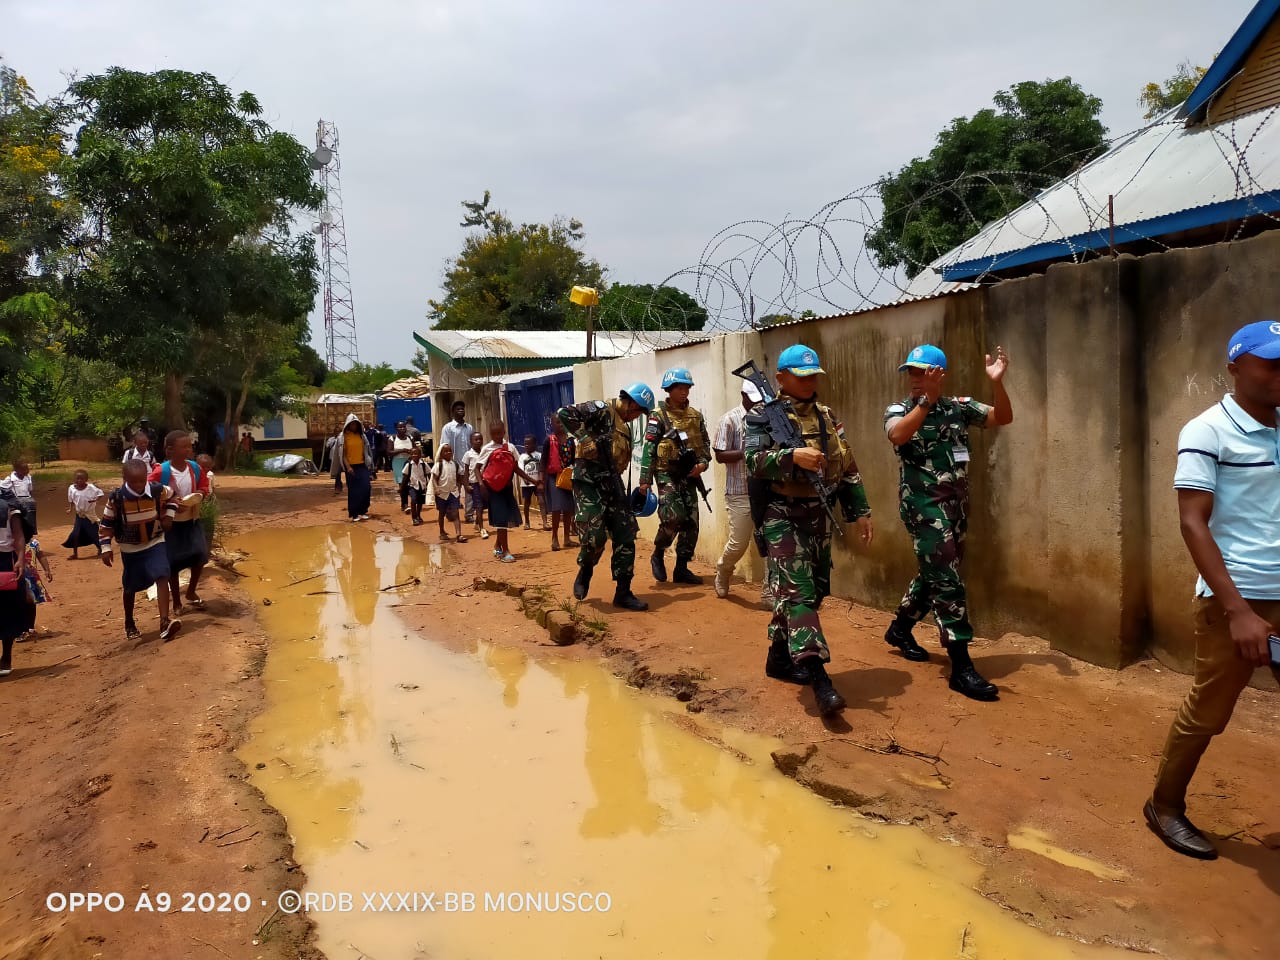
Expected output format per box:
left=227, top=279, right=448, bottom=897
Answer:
left=941, top=192, right=1280, bottom=280
left=1185, top=0, right=1280, bottom=120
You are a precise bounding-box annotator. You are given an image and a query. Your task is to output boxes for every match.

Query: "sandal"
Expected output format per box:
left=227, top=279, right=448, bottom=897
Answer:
left=551, top=540, right=561, bottom=551
left=499, top=553, right=516, bottom=563
left=440, top=533, right=453, bottom=541
left=493, top=548, right=503, bottom=557
left=185, top=596, right=206, bottom=609
left=455, top=535, right=468, bottom=543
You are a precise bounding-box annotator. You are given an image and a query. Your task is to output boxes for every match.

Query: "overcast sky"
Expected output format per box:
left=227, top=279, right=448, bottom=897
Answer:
left=7, top=0, right=1256, bottom=365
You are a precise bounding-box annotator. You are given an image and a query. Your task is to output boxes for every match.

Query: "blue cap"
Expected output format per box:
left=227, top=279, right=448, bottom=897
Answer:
left=898, top=344, right=947, bottom=371
left=1227, top=321, right=1280, bottom=362
left=777, top=344, right=824, bottom=376
left=622, top=382, right=655, bottom=411
left=661, top=367, right=695, bottom=389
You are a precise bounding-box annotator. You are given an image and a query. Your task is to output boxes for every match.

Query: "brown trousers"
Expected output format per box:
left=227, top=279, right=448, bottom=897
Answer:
left=1152, top=596, right=1280, bottom=812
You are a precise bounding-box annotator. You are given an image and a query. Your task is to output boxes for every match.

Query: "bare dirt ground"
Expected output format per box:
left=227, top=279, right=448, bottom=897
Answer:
left=2, top=469, right=1276, bottom=960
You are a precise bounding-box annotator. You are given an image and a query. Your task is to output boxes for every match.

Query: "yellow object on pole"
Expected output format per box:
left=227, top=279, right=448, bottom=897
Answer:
left=569, top=286, right=599, bottom=307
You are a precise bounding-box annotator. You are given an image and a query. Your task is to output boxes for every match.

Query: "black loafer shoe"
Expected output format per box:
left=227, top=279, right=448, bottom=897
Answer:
left=948, top=665, right=999, bottom=701
left=1143, top=800, right=1218, bottom=860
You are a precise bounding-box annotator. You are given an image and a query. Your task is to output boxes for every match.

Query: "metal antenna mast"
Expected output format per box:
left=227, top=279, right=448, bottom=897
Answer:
left=311, top=120, right=359, bottom=371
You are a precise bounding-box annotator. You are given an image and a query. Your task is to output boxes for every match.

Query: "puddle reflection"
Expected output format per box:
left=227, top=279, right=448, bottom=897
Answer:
left=234, top=525, right=1133, bottom=960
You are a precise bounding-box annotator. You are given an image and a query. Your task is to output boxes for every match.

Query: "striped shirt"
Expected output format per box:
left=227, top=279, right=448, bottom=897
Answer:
left=99, top=483, right=177, bottom=553
left=714, top=404, right=752, bottom=497
left=1174, top=393, right=1280, bottom=599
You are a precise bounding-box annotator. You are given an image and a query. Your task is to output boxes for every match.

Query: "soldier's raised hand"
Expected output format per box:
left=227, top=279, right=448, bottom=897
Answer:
left=922, top=365, right=946, bottom=404
left=985, top=345, right=1009, bottom=382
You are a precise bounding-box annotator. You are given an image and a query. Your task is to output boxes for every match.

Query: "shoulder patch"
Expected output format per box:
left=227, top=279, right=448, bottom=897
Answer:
left=957, top=397, right=971, bottom=403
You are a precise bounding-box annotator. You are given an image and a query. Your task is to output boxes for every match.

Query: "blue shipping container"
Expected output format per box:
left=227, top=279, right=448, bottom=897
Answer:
left=504, top=370, right=574, bottom=450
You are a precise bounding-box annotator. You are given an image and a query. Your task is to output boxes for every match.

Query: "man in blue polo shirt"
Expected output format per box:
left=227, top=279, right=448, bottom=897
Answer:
left=1146, top=320, right=1280, bottom=860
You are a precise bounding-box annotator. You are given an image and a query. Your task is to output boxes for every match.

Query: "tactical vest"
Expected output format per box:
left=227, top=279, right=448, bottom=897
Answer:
left=653, top=401, right=708, bottom=475
left=575, top=399, right=634, bottom=474
left=770, top=398, right=851, bottom=498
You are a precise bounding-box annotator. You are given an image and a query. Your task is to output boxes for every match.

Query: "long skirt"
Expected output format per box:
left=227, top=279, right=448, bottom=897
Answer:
left=63, top=515, right=100, bottom=549
left=545, top=478, right=575, bottom=514
left=347, top=465, right=372, bottom=518
left=0, top=551, right=36, bottom=641
left=165, top=519, right=209, bottom=573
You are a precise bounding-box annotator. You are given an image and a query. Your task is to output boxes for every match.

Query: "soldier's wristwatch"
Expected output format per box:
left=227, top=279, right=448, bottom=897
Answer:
left=915, top=396, right=934, bottom=411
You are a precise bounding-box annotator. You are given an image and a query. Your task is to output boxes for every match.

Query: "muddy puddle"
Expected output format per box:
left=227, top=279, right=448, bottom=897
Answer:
left=233, top=525, right=1136, bottom=960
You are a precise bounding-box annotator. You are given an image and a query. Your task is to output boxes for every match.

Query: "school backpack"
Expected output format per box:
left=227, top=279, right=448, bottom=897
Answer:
left=109, top=482, right=168, bottom=543
left=482, top=445, right=517, bottom=492
left=160, top=460, right=202, bottom=488
left=0, top=490, right=36, bottom=540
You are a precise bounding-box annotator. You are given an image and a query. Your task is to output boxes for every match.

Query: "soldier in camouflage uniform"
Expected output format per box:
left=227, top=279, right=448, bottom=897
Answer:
left=745, top=345, right=874, bottom=716
left=883, top=342, right=1012, bottom=701
left=557, top=382, right=655, bottom=611
left=639, top=367, right=711, bottom=586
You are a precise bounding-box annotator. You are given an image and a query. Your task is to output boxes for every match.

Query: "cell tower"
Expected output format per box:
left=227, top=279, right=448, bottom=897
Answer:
left=311, top=120, right=359, bottom=371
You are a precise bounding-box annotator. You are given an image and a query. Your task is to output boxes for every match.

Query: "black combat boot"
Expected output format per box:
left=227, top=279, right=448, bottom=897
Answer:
left=612, top=577, right=649, bottom=611
left=573, top=564, right=593, bottom=601
left=764, top=639, right=809, bottom=685
left=884, top=616, right=930, bottom=662
left=807, top=659, right=846, bottom=716
left=0, top=637, right=12, bottom=677
left=946, top=643, right=998, bottom=701
left=672, top=560, right=703, bottom=585
left=650, top=550, right=667, bottom=582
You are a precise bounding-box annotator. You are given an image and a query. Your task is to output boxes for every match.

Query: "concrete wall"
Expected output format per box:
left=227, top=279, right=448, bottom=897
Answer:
left=570, top=230, right=1280, bottom=679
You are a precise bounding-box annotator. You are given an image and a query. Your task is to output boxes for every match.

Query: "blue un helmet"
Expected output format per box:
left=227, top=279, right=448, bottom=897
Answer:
left=621, top=382, right=655, bottom=411
left=898, top=344, right=947, bottom=371
left=660, top=367, right=695, bottom=390
left=777, top=344, right=825, bottom=376
left=630, top=487, right=658, bottom=517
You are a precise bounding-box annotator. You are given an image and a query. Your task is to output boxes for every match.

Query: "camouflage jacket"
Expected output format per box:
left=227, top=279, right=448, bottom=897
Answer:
left=640, top=401, right=710, bottom=483
left=556, top=398, right=635, bottom=476
left=744, top=393, right=870, bottom=519
left=883, top=395, right=992, bottom=504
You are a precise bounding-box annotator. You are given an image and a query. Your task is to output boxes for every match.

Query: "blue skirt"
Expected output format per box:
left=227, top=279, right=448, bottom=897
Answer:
left=63, top=515, right=100, bottom=549
left=0, top=551, right=36, bottom=640
left=486, top=486, right=520, bottom=528
left=121, top=543, right=171, bottom=594
left=165, top=519, right=209, bottom=573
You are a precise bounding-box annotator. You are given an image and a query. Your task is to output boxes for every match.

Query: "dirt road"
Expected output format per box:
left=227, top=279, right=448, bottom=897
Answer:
left=1, top=471, right=1275, bottom=959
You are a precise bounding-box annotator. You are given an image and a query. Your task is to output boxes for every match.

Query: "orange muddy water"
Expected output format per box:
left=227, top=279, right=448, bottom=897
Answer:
left=232, top=525, right=1139, bottom=960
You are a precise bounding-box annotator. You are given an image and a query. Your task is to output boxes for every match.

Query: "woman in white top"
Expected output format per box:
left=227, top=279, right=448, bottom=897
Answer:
left=390, top=422, right=416, bottom=514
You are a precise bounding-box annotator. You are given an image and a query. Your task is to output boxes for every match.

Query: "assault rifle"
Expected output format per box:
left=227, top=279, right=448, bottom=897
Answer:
left=732, top=359, right=843, bottom=535
left=663, top=429, right=712, bottom=513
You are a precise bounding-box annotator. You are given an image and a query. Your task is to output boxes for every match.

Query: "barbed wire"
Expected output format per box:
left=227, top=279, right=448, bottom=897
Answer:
left=442, top=101, right=1280, bottom=370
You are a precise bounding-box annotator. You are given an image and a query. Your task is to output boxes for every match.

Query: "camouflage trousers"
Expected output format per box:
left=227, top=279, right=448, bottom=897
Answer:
left=894, top=496, right=973, bottom=645
left=653, top=476, right=699, bottom=562
left=573, top=475, right=638, bottom=582
left=762, top=500, right=832, bottom=663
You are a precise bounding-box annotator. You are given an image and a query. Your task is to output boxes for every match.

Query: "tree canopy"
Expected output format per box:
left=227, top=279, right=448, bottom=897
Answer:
left=64, top=68, right=321, bottom=428
left=428, top=192, right=607, bottom=331
left=867, top=78, right=1108, bottom=277
left=589, top=283, right=707, bottom=332
left=1138, top=61, right=1208, bottom=119
left=323, top=362, right=416, bottom=395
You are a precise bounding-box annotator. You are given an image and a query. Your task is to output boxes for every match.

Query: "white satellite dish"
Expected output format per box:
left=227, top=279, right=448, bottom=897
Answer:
left=312, top=222, right=323, bottom=234
left=312, top=145, right=333, bottom=166
left=319, top=210, right=334, bottom=225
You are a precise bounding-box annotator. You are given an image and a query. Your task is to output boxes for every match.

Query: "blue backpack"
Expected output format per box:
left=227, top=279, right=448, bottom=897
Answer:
left=160, top=460, right=202, bottom=488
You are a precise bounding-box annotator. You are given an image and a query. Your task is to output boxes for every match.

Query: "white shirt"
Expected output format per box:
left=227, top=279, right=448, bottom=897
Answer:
left=122, top=446, right=155, bottom=468
left=68, top=483, right=105, bottom=518
left=460, top=448, right=485, bottom=484
left=401, top=459, right=430, bottom=491
left=519, top=451, right=541, bottom=486
left=714, top=404, right=752, bottom=498
left=431, top=459, right=462, bottom=497
left=2, top=472, right=33, bottom=498
left=1174, top=393, right=1280, bottom=599
left=167, top=462, right=197, bottom=497
left=478, top=440, right=520, bottom=474
left=439, top=420, right=476, bottom=464
left=392, top=435, right=415, bottom=455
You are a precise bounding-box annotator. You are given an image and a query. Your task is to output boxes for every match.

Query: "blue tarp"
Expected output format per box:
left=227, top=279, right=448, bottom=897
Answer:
left=374, top=397, right=433, bottom=433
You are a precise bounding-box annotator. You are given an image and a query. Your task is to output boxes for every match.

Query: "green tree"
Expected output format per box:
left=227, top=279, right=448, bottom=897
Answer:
left=411, top=346, right=429, bottom=374
left=867, top=78, right=1108, bottom=277
left=0, top=61, right=79, bottom=455
left=428, top=193, right=607, bottom=331
left=64, top=68, right=321, bottom=429
left=588, top=283, right=707, bottom=332
left=1138, top=61, right=1208, bottom=119
left=323, top=362, right=415, bottom=395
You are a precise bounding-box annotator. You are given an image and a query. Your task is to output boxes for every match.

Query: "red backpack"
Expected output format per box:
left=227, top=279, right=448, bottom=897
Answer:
left=482, top=446, right=517, bottom=491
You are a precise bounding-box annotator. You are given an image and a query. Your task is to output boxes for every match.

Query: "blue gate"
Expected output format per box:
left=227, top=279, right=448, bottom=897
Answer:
left=504, top=370, right=575, bottom=449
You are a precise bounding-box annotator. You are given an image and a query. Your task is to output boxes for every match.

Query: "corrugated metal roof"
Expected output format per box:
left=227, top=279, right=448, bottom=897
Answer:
left=471, top=365, right=577, bottom=386
left=415, top=328, right=709, bottom=363
left=900, top=104, right=1280, bottom=291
